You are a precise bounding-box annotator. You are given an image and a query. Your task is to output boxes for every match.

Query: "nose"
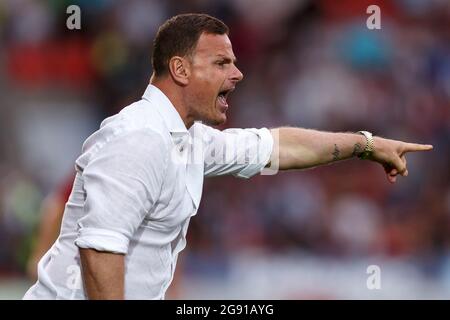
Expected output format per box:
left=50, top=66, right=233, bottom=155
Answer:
left=231, top=64, right=244, bottom=83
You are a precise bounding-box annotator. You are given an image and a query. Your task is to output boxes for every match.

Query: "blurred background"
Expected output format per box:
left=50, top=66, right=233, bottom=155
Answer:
left=0, top=0, right=449, bottom=299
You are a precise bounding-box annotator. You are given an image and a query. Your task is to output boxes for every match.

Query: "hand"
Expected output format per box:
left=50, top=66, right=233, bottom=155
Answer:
left=370, top=137, right=433, bottom=184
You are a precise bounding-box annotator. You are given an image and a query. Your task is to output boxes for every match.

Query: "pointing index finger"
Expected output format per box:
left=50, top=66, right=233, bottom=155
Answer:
left=403, top=143, right=433, bottom=153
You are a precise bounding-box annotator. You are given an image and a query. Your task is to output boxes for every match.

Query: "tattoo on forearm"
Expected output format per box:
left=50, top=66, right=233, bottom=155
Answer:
left=332, top=144, right=340, bottom=161
left=352, top=143, right=363, bottom=157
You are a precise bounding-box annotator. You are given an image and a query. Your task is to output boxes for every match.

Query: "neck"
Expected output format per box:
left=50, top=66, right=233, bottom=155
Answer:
left=150, top=76, right=194, bottom=129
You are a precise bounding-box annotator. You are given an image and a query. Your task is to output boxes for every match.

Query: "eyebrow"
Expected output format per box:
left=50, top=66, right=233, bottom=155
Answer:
left=216, top=54, right=237, bottom=64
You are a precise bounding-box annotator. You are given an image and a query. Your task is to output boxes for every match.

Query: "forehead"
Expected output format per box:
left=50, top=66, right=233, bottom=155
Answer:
left=193, top=33, right=235, bottom=59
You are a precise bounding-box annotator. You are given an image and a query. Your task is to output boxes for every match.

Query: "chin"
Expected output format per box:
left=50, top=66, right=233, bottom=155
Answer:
left=204, top=117, right=226, bottom=126
left=214, top=113, right=227, bottom=125
left=200, top=110, right=227, bottom=126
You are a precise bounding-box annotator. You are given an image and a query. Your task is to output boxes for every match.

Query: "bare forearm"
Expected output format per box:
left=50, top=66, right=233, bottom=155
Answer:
left=271, top=127, right=366, bottom=170
left=79, top=248, right=125, bottom=299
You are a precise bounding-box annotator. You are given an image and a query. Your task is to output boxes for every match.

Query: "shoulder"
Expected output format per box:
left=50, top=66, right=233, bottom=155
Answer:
left=118, top=99, right=170, bottom=139
left=190, top=122, right=221, bottom=141
left=76, top=100, right=172, bottom=171
left=99, top=99, right=173, bottom=148
left=190, top=122, right=271, bottom=144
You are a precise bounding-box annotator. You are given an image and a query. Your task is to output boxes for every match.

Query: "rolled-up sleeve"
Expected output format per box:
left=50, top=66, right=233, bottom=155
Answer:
left=75, top=129, right=167, bottom=254
left=202, top=125, right=274, bottom=179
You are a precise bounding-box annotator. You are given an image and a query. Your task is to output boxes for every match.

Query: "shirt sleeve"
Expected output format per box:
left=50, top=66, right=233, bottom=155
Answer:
left=202, top=125, right=274, bottom=179
left=74, top=129, right=168, bottom=254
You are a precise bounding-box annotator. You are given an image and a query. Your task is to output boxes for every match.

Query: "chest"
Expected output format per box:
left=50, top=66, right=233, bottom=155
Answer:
left=145, top=143, right=204, bottom=229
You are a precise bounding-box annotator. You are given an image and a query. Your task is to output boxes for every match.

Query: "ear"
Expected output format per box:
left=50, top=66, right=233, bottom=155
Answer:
left=168, top=56, right=191, bottom=86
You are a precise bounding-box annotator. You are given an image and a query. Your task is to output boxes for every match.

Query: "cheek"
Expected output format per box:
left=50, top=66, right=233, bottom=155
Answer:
left=190, top=69, right=222, bottom=110
left=189, top=87, right=214, bottom=114
left=194, top=66, right=222, bottom=87
left=192, top=80, right=218, bottom=104
left=193, top=66, right=213, bottom=81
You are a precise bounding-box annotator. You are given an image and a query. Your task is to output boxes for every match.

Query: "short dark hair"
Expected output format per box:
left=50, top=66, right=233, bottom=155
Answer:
left=152, top=13, right=229, bottom=77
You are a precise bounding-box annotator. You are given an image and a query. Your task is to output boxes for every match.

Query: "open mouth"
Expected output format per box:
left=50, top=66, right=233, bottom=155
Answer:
left=217, top=88, right=234, bottom=107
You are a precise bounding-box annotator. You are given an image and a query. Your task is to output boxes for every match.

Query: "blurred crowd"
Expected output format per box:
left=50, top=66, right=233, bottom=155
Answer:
left=0, top=0, right=449, bottom=296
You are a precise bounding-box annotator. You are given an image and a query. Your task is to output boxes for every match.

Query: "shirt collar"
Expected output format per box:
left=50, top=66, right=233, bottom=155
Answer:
left=142, top=84, right=188, bottom=135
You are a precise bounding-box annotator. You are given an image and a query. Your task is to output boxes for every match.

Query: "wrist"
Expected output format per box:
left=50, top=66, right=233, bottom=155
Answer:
left=356, top=130, right=374, bottom=160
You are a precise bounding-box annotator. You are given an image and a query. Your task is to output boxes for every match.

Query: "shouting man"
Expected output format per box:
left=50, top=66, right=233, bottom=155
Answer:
left=24, top=13, right=432, bottom=300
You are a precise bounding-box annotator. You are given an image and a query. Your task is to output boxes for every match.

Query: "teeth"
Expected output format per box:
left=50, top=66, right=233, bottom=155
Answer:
left=218, top=94, right=227, bottom=105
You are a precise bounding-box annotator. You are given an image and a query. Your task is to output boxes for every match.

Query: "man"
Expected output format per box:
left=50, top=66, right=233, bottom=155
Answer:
left=23, top=13, right=432, bottom=300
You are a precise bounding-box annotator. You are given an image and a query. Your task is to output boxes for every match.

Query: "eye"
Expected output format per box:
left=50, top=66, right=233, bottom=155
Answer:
left=216, top=60, right=227, bottom=68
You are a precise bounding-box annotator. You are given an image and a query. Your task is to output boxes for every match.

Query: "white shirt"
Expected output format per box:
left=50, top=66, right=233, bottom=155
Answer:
left=23, top=85, right=273, bottom=300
